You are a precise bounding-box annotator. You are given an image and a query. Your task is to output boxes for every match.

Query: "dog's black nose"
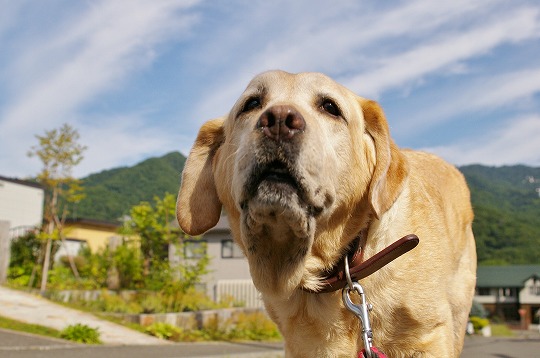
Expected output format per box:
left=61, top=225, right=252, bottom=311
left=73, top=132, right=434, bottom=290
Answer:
left=257, top=105, right=305, bottom=141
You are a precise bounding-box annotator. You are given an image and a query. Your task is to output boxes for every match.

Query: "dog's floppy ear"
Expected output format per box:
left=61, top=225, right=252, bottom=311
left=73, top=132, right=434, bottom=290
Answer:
left=360, top=99, right=409, bottom=219
left=177, top=118, right=225, bottom=235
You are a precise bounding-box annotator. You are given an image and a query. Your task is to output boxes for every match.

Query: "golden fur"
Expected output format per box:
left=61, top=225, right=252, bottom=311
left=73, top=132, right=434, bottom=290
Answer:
left=177, top=70, right=476, bottom=357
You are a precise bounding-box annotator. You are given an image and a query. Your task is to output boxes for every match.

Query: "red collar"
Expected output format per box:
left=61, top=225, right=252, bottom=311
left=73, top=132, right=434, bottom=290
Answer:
left=306, top=233, right=419, bottom=293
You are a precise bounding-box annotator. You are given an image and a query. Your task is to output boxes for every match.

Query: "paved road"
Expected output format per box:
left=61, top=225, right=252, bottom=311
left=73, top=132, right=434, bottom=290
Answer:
left=462, top=334, right=540, bottom=358
left=2, top=328, right=540, bottom=358
left=0, top=329, right=284, bottom=358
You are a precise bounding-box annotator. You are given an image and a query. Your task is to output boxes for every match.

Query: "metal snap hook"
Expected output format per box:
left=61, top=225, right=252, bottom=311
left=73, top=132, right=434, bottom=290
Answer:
left=343, top=256, right=374, bottom=358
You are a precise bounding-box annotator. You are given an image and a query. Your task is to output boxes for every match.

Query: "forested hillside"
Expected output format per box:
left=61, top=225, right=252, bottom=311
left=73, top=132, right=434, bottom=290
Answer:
left=75, top=151, right=186, bottom=221
left=74, top=153, right=540, bottom=265
left=459, top=165, right=540, bottom=265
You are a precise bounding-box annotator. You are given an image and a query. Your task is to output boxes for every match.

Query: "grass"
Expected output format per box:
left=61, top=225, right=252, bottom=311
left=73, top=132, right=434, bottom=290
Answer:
left=490, top=323, right=515, bottom=337
left=0, top=315, right=62, bottom=339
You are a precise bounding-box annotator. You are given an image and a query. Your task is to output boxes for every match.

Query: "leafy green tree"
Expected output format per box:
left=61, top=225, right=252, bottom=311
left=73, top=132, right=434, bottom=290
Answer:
left=76, top=242, right=143, bottom=290
left=123, top=193, right=209, bottom=291
left=27, top=123, right=87, bottom=293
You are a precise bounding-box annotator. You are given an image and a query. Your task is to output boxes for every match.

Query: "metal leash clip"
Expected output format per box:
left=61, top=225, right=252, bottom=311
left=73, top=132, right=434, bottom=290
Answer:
left=342, top=255, right=374, bottom=358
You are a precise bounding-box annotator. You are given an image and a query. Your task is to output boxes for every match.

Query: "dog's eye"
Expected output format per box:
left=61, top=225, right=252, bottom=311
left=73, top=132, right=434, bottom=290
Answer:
left=321, top=99, right=341, bottom=117
left=242, top=97, right=262, bottom=113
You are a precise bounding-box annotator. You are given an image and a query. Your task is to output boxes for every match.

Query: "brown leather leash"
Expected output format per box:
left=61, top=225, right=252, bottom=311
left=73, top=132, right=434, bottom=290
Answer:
left=306, top=234, right=420, bottom=293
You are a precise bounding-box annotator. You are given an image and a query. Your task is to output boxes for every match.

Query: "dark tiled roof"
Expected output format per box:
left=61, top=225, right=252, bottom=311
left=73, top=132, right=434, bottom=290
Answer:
left=0, top=175, right=43, bottom=189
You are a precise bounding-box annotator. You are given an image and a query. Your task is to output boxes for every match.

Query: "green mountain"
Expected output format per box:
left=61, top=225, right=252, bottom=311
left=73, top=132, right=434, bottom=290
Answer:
left=459, top=165, right=540, bottom=265
left=74, top=153, right=540, bottom=265
left=74, top=151, right=186, bottom=221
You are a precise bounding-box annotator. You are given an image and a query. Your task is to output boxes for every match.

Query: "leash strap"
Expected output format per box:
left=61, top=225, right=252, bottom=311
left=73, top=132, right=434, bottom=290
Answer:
left=315, top=234, right=419, bottom=293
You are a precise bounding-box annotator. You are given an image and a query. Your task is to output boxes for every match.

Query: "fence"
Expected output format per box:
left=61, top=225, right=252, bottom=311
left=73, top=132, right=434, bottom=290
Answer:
left=8, top=225, right=36, bottom=239
left=215, top=279, right=263, bottom=308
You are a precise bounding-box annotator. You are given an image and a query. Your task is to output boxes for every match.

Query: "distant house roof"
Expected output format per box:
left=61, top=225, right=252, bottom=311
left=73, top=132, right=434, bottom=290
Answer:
left=65, top=218, right=120, bottom=230
left=477, top=265, right=540, bottom=287
left=0, top=175, right=43, bottom=189
left=207, top=215, right=230, bottom=233
left=170, top=215, right=230, bottom=233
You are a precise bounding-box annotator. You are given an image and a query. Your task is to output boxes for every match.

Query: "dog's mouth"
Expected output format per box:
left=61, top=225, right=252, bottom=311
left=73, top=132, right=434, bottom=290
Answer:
left=244, top=160, right=304, bottom=203
left=258, top=161, right=299, bottom=188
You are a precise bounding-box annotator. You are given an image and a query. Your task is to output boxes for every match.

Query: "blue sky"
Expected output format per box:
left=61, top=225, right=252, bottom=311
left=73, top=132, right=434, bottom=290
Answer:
left=1, top=0, right=539, bottom=179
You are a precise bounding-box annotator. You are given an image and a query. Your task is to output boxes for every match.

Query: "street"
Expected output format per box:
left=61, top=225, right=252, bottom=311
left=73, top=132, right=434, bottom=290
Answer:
left=0, top=328, right=284, bottom=358
left=1, top=328, right=540, bottom=358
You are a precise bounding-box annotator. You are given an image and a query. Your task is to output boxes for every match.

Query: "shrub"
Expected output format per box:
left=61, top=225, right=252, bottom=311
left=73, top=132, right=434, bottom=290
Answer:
left=145, top=322, right=181, bottom=340
left=227, top=312, right=281, bottom=341
left=470, top=316, right=490, bottom=333
left=60, top=323, right=102, bottom=344
left=156, top=312, right=282, bottom=342
left=139, top=293, right=164, bottom=313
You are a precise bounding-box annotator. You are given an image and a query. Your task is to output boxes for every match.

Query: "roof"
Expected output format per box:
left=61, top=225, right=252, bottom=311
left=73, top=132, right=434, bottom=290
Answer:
left=169, top=215, right=231, bottom=234
left=0, top=175, right=43, bottom=189
left=65, top=218, right=120, bottom=230
left=207, top=215, right=230, bottom=233
left=476, top=265, right=540, bottom=287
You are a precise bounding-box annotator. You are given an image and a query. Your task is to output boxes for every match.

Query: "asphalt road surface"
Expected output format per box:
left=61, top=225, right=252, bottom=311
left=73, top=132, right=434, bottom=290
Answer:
left=2, top=328, right=540, bottom=358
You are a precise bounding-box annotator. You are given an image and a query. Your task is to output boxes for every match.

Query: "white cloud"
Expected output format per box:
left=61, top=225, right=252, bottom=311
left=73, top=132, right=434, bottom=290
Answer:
left=0, top=0, right=201, bottom=177
left=345, top=6, right=540, bottom=97
left=75, top=113, right=188, bottom=177
left=393, top=66, right=540, bottom=137
left=423, top=115, right=540, bottom=166
left=2, top=0, right=200, bottom=131
left=2, top=0, right=540, bottom=179
left=189, top=0, right=540, bottom=121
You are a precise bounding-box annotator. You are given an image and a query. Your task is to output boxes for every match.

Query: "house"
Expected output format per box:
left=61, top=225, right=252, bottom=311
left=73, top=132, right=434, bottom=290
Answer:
left=0, top=175, right=44, bottom=283
left=172, top=215, right=263, bottom=308
left=54, top=218, right=126, bottom=260
left=475, top=265, right=540, bottom=328
left=0, top=175, right=44, bottom=238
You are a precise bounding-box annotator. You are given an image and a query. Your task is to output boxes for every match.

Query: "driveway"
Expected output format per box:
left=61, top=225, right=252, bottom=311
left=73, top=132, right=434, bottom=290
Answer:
left=0, top=286, right=164, bottom=345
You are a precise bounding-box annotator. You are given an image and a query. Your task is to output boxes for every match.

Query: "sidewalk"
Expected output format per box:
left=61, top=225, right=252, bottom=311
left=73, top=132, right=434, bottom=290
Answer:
left=0, top=285, right=166, bottom=345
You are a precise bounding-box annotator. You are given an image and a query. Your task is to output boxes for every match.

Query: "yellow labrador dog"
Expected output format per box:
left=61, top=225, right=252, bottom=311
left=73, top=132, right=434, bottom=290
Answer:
left=177, top=70, right=476, bottom=357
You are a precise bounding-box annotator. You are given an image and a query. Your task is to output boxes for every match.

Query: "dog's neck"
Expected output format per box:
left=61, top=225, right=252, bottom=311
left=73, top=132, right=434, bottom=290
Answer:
left=264, top=285, right=362, bottom=357
left=309, top=232, right=420, bottom=293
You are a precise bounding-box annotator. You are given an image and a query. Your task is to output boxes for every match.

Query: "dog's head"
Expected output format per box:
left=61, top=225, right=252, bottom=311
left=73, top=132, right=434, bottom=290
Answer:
left=177, top=70, right=408, bottom=297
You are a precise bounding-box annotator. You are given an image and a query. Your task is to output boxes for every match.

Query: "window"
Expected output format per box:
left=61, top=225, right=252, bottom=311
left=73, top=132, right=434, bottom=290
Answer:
left=221, top=239, right=244, bottom=258
left=477, top=288, right=491, bottom=296
left=184, top=240, right=207, bottom=259
left=498, top=287, right=517, bottom=297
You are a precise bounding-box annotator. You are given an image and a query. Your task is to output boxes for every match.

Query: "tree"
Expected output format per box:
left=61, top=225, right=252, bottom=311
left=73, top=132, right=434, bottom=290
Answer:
left=123, top=193, right=209, bottom=291
left=28, top=123, right=87, bottom=294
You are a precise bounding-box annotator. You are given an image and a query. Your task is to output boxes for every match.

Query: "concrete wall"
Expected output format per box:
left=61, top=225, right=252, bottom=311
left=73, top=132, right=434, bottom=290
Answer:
left=126, top=307, right=267, bottom=330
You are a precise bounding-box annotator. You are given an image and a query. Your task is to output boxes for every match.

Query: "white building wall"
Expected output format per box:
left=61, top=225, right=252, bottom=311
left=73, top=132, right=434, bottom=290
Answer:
left=0, top=178, right=44, bottom=235
left=521, top=278, right=540, bottom=304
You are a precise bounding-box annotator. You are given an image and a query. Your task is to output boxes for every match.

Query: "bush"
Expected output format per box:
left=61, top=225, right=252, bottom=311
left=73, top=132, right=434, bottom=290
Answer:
left=470, top=316, right=490, bottom=333
left=145, top=322, right=182, bottom=340
left=227, top=312, right=282, bottom=341
left=60, top=323, right=102, bottom=344
left=145, top=312, right=282, bottom=342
